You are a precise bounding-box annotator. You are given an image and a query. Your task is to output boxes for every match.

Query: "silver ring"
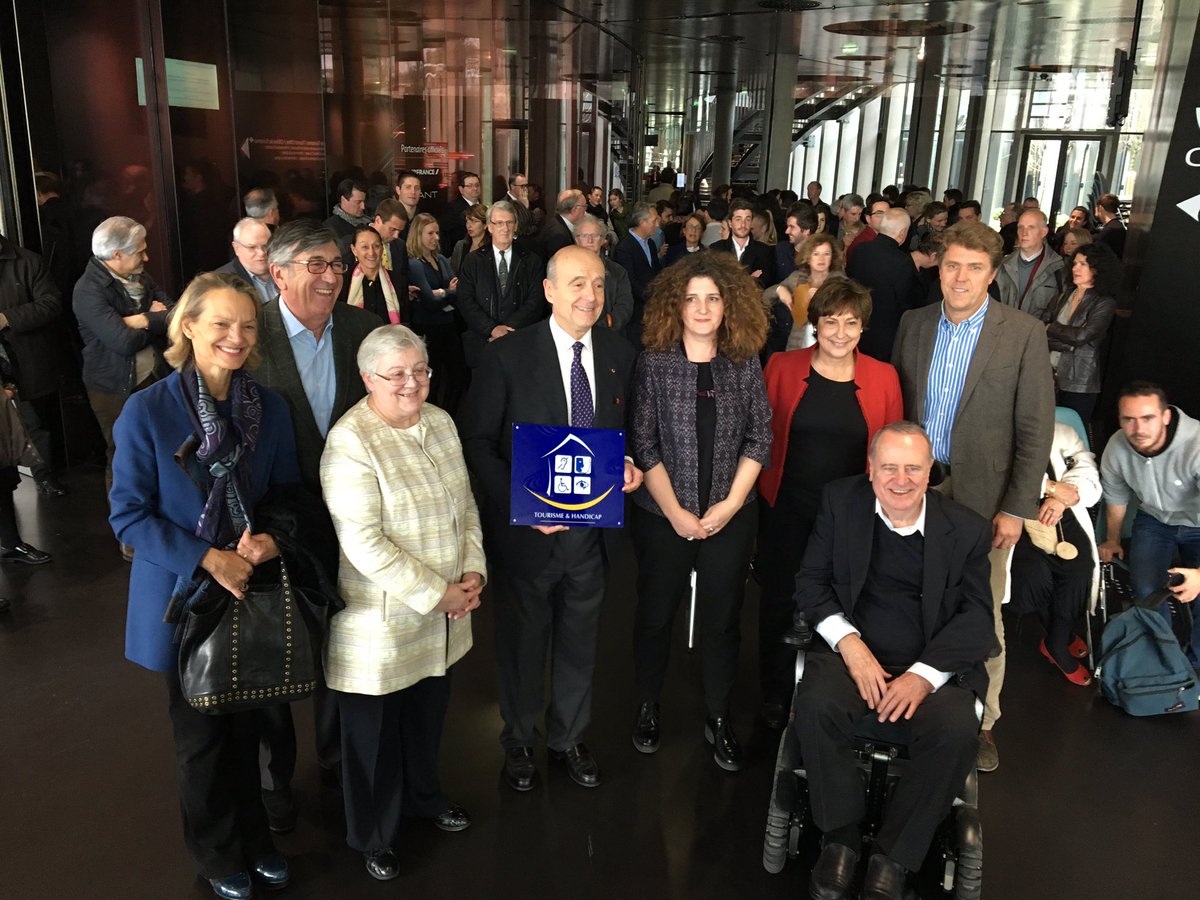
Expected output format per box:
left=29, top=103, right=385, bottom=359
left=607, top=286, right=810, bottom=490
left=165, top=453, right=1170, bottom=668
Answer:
left=706, top=526, right=715, bottom=533
left=686, top=536, right=695, bottom=541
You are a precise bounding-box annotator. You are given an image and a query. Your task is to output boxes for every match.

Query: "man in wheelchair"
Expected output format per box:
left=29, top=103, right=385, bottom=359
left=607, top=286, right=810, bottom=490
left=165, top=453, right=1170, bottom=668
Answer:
left=793, top=422, right=996, bottom=900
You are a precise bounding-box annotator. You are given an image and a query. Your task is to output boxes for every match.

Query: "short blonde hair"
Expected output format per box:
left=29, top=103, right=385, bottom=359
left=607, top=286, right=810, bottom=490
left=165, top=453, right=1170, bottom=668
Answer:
left=164, top=272, right=262, bottom=370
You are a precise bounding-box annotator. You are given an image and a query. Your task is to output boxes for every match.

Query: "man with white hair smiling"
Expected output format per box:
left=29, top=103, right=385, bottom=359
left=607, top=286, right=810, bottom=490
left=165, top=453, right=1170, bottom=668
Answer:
left=216, top=217, right=279, bottom=304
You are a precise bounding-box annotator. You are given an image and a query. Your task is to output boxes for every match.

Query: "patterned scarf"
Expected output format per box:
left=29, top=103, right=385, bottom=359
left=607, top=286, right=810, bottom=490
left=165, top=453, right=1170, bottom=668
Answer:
left=180, top=364, right=262, bottom=549
left=347, top=264, right=401, bottom=324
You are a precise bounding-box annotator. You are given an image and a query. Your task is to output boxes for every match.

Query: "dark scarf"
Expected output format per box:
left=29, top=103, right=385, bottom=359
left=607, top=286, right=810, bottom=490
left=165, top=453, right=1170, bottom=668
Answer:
left=179, top=363, right=262, bottom=549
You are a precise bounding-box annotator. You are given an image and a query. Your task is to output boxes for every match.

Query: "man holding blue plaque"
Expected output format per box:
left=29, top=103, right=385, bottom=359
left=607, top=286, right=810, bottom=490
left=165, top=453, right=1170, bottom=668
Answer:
left=460, top=245, right=642, bottom=792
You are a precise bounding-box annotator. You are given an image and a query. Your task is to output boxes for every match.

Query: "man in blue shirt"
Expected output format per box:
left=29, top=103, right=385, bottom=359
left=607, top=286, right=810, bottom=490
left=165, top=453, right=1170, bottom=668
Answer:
left=892, top=221, right=1055, bottom=774
left=250, top=220, right=380, bottom=830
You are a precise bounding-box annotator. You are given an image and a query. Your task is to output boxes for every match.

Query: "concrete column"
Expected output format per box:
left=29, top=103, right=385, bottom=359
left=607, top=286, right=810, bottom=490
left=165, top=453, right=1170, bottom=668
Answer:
left=712, top=71, right=736, bottom=190
left=903, top=55, right=941, bottom=187
left=760, top=30, right=796, bottom=192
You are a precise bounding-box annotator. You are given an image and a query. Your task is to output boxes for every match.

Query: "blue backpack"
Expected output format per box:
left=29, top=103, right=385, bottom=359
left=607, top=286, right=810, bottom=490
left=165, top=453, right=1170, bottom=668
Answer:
left=1095, top=605, right=1199, bottom=717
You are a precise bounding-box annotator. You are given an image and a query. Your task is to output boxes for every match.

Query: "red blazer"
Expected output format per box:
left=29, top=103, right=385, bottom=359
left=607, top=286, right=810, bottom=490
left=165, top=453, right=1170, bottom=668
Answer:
left=758, top=346, right=903, bottom=506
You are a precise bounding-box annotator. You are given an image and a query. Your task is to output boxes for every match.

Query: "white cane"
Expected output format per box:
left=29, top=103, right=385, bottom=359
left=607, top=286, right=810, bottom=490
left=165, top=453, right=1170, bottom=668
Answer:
left=687, top=569, right=698, bottom=650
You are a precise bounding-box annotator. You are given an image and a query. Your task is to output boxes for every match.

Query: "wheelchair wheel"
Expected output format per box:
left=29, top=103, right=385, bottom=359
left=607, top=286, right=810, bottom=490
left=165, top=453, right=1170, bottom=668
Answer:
left=952, top=806, right=982, bottom=900
left=764, top=727, right=807, bottom=873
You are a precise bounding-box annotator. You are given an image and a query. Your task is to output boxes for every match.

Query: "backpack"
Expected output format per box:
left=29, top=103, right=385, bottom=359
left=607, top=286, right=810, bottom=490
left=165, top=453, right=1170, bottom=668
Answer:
left=1095, top=604, right=1199, bottom=717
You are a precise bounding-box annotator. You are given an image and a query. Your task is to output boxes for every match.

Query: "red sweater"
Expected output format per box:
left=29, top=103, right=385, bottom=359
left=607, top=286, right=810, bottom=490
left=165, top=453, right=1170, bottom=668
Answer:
left=757, top=346, right=904, bottom=506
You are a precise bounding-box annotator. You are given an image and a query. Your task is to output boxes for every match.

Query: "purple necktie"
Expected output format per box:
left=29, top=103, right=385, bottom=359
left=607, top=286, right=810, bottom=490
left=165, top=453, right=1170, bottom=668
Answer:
left=570, top=341, right=594, bottom=428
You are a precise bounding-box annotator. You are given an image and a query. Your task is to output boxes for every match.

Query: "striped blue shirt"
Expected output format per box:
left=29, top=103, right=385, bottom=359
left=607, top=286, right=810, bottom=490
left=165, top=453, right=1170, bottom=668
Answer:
left=277, top=298, right=336, bottom=438
left=922, top=300, right=989, bottom=464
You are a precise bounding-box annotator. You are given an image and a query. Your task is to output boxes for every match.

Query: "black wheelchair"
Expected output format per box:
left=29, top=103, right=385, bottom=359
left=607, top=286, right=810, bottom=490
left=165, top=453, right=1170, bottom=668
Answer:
left=761, top=620, right=984, bottom=899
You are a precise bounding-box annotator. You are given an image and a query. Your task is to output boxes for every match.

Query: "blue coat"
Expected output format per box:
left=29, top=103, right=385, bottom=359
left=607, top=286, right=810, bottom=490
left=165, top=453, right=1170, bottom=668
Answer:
left=110, top=370, right=300, bottom=672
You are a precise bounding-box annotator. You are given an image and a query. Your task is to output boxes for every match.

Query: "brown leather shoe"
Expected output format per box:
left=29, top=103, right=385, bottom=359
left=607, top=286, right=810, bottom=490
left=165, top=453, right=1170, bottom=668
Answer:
left=809, top=842, right=858, bottom=900
left=861, top=853, right=906, bottom=900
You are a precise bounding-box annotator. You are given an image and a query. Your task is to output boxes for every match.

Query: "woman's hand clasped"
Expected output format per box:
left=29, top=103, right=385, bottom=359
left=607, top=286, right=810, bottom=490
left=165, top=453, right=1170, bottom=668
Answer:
left=1037, top=497, right=1068, bottom=527
left=236, top=528, right=280, bottom=566
left=669, top=508, right=709, bottom=541
left=201, top=547, right=254, bottom=600
left=437, top=573, right=483, bottom=620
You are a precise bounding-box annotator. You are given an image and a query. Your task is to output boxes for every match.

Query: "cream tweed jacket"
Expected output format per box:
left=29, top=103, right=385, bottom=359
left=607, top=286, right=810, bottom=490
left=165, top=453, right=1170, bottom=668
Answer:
left=320, top=399, right=487, bottom=695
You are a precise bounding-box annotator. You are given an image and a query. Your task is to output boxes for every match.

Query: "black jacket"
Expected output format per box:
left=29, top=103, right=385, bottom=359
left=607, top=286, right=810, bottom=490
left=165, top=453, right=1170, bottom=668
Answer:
left=1043, top=288, right=1117, bottom=394
left=454, top=243, right=546, bottom=366
left=0, top=237, right=66, bottom=399
left=73, top=257, right=171, bottom=396
left=438, top=195, right=473, bottom=256
left=795, top=475, right=996, bottom=699
left=846, top=234, right=923, bottom=363
left=709, top=238, right=776, bottom=288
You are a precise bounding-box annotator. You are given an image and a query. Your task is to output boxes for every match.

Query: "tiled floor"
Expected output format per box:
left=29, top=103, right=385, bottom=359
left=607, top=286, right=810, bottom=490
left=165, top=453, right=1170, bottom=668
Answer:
left=2, top=468, right=1195, bottom=899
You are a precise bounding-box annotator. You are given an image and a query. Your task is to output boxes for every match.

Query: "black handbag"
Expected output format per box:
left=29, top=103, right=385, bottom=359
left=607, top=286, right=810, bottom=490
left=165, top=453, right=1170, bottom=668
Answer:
left=177, top=556, right=322, bottom=714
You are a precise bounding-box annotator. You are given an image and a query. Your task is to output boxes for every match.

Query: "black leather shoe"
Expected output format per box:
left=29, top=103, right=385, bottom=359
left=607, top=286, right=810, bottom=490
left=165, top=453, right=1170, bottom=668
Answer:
left=704, top=717, right=743, bottom=772
left=433, top=803, right=471, bottom=832
left=364, top=848, right=399, bottom=881
left=35, top=475, right=68, bottom=497
left=632, top=702, right=660, bottom=754
left=262, top=788, right=296, bottom=834
left=0, top=542, right=51, bottom=565
left=502, top=746, right=538, bottom=792
left=208, top=871, right=254, bottom=900
left=549, top=742, right=602, bottom=788
left=861, top=852, right=907, bottom=900
left=251, top=853, right=289, bottom=891
left=809, top=842, right=859, bottom=900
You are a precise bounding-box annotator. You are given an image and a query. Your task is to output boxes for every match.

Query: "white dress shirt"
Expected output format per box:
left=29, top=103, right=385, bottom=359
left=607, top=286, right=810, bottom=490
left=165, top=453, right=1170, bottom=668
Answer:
left=547, top=316, right=596, bottom=423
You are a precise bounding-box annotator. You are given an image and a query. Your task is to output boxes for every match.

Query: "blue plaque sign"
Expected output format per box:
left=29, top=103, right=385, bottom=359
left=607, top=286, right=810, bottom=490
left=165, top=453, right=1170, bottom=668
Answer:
left=509, top=423, right=626, bottom=528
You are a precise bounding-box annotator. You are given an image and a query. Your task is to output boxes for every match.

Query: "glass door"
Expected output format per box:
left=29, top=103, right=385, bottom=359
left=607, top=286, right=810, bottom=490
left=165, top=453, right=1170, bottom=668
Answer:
left=1018, top=135, right=1105, bottom=229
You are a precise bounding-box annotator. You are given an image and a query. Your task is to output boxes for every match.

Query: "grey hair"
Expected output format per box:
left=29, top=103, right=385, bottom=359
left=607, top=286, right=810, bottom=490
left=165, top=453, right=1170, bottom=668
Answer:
left=267, top=220, right=339, bottom=269
left=575, top=213, right=604, bottom=234
left=556, top=189, right=584, bottom=216
left=91, top=216, right=146, bottom=259
left=232, top=216, right=269, bottom=245
left=877, top=208, right=911, bottom=240
left=488, top=200, right=517, bottom=224
left=629, top=201, right=655, bottom=229
left=868, top=420, right=933, bottom=461
left=837, top=193, right=865, bottom=212
left=357, top=324, right=429, bottom=375
left=243, top=188, right=278, bottom=219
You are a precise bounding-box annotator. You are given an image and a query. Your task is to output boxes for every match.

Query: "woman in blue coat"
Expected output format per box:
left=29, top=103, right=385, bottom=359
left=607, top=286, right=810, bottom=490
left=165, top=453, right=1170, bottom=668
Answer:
left=110, top=272, right=300, bottom=900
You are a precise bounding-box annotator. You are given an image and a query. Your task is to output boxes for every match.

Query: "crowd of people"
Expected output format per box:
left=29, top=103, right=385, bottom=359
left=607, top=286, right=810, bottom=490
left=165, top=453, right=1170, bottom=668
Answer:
left=2, top=162, right=1196, bottom=900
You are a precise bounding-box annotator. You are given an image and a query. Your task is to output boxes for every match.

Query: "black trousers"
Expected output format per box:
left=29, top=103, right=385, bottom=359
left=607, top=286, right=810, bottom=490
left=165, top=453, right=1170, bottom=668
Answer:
left=17, top=393, right=59, bottom=478
left=794, top=652, right=978, bottom=872
left=1009, top=524, right=1093, bottom=662
left=756, top=495, right=816, bottom=708
left=0, top=477, right=20, bottom=546
left=631, top=501, right=757, bottom=718
left=415, top=321, right=469, bottom=418
left=335, top=675, right=452, bottom=852
left=165, top=669, right=275, bottom=879
left=494, top=528, right=606, bottom=750
left=256, top=676, right=341, bottom=792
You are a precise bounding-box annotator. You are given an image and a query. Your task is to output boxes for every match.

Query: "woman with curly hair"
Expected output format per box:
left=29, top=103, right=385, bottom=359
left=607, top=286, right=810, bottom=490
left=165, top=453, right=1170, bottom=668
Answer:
left=1041, top=241, right=1121, bottom=425
left=627, top=251, right=772, bottom=772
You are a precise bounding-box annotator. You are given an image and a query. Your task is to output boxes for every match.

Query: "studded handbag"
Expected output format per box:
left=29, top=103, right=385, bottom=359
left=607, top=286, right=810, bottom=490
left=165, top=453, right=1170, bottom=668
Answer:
left=177, top=556, right=320, bottom=714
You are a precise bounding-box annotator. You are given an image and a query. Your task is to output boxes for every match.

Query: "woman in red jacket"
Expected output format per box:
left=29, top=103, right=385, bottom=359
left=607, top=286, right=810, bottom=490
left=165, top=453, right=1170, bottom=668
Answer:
left=756, top=277, right=903, bottom=728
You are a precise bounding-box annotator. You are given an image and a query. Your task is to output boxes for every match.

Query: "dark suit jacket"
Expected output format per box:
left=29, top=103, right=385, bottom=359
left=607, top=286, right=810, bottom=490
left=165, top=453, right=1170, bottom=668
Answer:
left=709, top=238, right=776, bottom=288
left=248, top=298, right=379, bottom=494
left=0, top=236, right=65, bottom=399
left=455, top=243, right=546, bottom=366
left=795, top=475, right=996, bottom=698
left=846, top=234, right=923, bottom=363
left=458, top=319, right=636, bottom=577
left=611, top=233, right=662, bottom=339
left=438, top=195, right=472, bottom=256
left=537, top=214, right=575, bottom=262
left=891, top=300, right=1055, bottom=521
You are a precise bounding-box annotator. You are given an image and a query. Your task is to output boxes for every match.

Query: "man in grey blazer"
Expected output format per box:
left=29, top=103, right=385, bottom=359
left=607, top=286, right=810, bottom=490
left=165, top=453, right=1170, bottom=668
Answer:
left=249, top=220, right=381, bottom=830
left=891, top=221, right=1054, bottom=774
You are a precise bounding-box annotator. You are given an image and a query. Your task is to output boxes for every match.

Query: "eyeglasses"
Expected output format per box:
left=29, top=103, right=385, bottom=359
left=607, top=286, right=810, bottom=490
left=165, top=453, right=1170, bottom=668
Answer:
left=490, top=219, right=517, bottom=230
left=511, top=181, right=529, bottom=189
left=576, top=232, right=602, bottom=242
left=374, top=367, right=433, bottom=385
left=292, top=258, right=349, bottom=275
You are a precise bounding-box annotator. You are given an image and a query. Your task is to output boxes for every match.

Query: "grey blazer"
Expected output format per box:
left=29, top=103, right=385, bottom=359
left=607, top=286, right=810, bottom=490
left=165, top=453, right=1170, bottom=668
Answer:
left=891, top=300, right=1055, bottom=521
left=249, top=298, right=380, bottom=493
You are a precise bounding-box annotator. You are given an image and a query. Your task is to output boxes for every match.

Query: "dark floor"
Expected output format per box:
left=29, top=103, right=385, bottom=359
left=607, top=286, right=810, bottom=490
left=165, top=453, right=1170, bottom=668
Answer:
left=2, top=467, right=1197, bottom=900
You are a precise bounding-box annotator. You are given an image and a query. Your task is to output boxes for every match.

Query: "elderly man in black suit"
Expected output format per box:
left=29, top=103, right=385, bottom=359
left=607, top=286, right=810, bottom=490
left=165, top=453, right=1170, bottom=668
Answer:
left=709, top=199, right=775, bottom=288
left=611, top=201, right=662, bottom=349
left=796, top=422, right=994, bottom=900
left=847, top=208, right=923, bottom=363
left=459, top=245, right=642, bottom=792
left=537, top=188, right=587, bottom=262
left=891, top=220, right=1055, bottom=773
left=456, top=200, right=546, bottom=367
left=215, top=217, right=279, bottom=305
left=249, top=219, right=380, bottom=831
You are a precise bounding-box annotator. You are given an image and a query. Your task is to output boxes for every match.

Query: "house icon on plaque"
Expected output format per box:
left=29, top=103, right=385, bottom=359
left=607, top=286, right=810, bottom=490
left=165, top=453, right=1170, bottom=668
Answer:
left=522, top=432, right=615, bottom=512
